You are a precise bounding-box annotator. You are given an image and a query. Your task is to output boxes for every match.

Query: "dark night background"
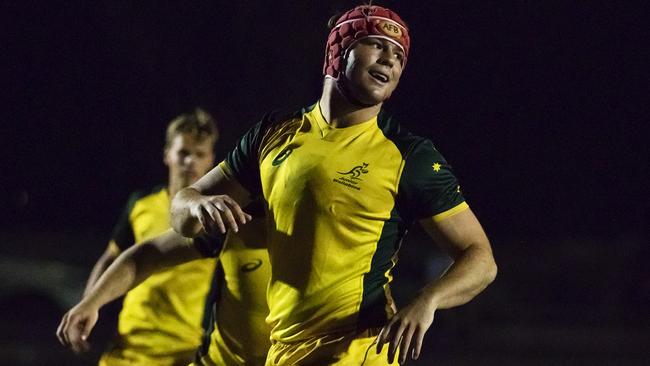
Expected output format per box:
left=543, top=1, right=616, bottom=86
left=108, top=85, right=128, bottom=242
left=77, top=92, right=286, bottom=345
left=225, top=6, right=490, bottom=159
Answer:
left=1, top=1, right=648, bottom=365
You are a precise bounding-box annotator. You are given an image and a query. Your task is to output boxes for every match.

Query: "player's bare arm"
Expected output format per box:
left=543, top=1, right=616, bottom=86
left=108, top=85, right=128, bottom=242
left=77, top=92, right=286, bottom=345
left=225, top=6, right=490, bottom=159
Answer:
left=171, top=164, right=252, bottom=237
left=56, top=229, right=203, bottom=354
left=83, top=241, right=121, bottom=296
left=377, top=208, right=497, bottom=364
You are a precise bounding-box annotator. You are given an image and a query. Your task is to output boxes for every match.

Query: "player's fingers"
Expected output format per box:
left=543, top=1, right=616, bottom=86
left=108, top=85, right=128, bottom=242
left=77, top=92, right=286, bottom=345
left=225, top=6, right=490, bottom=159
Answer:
left=67, top=316, right=84, bottom=353
left=398, top=325, right=415, bottom=364
left=63, top=314, right=75, bottom=347
left=78, top=338, right=90, bottom=353
left=70, top=337, right=85, bottom=354
left=387, top=321, right=407, bottom=364
left=81, top=314, right=96, bottom=342
left=375, top=327, right=385, bottom=354
left=221, top=196, right=250, bottom=224
left=203, top=204, right=226, bottom=233
left=412, top=325, right=425, bottom=360
left=376, top=320, right=393, bottom=354
left=56, top=314, right=69, bottom=346
left=70, top=316, right=92, bottom=354
left=72, top=340, right=87, bottom=354
left=216, top=201, right=239, bottom=233
left=196, top=206, right=213, bottom=232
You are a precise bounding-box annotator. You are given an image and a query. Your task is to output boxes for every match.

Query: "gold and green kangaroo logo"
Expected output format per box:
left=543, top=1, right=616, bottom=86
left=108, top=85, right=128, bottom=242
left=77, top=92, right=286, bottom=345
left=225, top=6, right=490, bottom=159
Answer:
left=338, top=162, right=369, bottom=180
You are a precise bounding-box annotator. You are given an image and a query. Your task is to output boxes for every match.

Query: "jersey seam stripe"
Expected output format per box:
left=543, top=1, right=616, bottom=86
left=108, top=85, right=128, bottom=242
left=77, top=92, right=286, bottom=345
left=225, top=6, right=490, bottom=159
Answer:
left=432, top=201, right=469, bottom=222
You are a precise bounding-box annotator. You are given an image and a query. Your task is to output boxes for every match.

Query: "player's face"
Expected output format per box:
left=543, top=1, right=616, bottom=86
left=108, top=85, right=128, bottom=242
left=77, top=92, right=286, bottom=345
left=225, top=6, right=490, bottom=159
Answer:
left=164, top=133, right=215, bottom=187
left=342, top=37, right=404, bottom=105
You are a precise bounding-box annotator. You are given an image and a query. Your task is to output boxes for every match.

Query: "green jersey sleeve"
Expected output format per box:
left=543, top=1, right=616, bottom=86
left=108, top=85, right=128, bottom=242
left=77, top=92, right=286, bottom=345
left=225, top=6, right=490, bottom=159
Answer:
left=398, top=139, right=465, bottom=221
left=110, top=191, right=143, bottom=251
left=224, top=119, right=267, bottom=195
left=224, top=110, right=299, bottom=195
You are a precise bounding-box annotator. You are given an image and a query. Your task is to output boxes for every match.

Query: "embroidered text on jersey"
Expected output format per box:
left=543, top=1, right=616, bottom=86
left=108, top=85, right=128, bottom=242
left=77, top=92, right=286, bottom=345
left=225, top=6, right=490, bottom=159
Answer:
left=333, top=162, right=369, bottom=190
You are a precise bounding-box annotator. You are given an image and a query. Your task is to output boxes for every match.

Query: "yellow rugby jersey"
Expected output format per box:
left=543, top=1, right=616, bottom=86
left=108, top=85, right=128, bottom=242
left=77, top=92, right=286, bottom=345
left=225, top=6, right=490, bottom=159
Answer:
left=219, top=102, right=468, bottom=343
left=194, top=214, right=271, bottom=366
left=101, top=186, right=217, bottom=365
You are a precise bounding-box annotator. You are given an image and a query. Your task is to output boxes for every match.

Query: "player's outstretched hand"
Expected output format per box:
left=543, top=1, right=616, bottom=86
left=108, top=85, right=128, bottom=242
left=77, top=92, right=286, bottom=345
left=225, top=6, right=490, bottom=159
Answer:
left=56, top=301, right=99, bottom=354
left=189, top=194, right=251, bottom=234
left=376, top=296, right=436, bottom=364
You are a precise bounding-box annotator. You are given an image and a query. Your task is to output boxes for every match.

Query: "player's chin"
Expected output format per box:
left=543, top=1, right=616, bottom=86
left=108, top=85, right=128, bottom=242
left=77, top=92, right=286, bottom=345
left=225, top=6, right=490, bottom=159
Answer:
left=180, top=173, right=199, bottom=185
left=351, top=86, right=388, bottom=105
left=363, top=91, right=392, bottom=106
left=369, top=82, right=397, bottom=102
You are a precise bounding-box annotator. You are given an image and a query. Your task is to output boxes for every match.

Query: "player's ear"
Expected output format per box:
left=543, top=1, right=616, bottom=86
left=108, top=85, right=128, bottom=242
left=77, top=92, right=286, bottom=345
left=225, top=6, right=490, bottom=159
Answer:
left=163, top=148, right=170, bottom=167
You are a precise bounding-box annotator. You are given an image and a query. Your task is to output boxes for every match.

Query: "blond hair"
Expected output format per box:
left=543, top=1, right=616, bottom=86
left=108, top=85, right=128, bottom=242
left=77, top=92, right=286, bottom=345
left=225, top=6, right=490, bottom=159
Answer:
left=165, top=108, right=219, bottom=149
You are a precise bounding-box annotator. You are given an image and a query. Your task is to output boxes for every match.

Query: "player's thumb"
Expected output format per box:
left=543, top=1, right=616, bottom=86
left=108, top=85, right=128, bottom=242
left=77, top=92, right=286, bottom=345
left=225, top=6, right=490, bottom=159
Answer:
left=80, top=316, right=96, bottom=341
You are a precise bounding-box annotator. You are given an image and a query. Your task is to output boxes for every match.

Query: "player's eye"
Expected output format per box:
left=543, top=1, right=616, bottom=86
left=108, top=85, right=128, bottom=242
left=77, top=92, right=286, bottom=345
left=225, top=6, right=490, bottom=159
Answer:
left=363, top=38, right=381, bottom=48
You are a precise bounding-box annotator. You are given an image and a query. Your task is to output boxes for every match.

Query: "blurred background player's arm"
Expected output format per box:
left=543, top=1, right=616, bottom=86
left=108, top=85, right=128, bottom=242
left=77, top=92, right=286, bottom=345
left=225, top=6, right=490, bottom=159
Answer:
left=83, top=241, right=121, bottom=296
left=83, top=191, right=141, bottom=296
left=56, top=229, right=203, bottom=354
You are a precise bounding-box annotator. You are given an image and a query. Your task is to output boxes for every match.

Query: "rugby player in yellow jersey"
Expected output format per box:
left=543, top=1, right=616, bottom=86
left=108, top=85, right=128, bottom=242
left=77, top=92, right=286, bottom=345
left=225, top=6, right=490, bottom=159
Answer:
left=66, top=109, right=222, bottom=365
left=57, top=110, right=272, bottom=365
left=170, top=4, right=497, bottom=366
left=57, top=215, right=272, bottom=366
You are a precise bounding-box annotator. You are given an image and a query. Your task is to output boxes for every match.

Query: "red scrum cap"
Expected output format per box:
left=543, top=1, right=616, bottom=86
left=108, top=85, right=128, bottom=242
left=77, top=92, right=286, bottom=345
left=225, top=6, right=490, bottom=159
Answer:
left=323, top=5, right=411, bottom=79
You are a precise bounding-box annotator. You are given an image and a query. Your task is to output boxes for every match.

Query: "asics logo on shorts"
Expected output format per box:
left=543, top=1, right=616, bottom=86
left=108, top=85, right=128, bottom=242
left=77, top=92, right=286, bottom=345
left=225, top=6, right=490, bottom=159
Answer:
left=240, top=259, right=263, bottom=272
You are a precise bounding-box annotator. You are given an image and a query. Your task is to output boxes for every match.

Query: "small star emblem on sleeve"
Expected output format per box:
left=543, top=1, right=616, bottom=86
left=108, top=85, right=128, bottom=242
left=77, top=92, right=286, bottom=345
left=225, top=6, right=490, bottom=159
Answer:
left=432, top=162, right=442, bottom=172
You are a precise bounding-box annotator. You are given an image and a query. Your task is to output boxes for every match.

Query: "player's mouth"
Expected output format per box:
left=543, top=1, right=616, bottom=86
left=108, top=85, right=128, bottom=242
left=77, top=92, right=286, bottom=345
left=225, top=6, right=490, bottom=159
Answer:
left=368, top=70, right=389, bottom=84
